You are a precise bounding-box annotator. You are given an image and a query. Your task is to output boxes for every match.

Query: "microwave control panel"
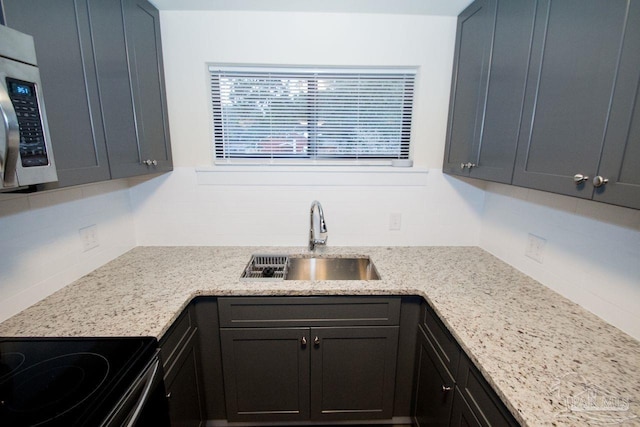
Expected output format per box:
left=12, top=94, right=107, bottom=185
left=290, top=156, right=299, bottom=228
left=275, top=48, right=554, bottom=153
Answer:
left=6, top=77, right=50, bottom=167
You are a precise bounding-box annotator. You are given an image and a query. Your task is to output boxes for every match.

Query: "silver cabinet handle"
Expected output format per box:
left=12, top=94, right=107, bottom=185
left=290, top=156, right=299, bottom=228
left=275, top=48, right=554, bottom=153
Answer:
left=460, top=163, right=467, bottom=169
left=152, top=160, right=158, bottom=166
left=301, top=336, right=307, bottom=347
left=142, top=159, right=158, bottom=166
left=573, top=174, right=589, bottom=184
left=593, top=176, right=609, bottom=188
left=314, top=336, right=320, bottom=346
left=442, top=385, right=452, bottom=392
left=461, top=162, right=477, bottom=169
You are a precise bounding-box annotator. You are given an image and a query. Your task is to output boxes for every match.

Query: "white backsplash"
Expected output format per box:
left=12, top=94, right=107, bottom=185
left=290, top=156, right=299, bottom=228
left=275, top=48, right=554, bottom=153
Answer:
left=0, top=180, right=136, bottom=321
left=129, top=167, right=485, bottom=247
left=480, top=182, right=640, bottom=339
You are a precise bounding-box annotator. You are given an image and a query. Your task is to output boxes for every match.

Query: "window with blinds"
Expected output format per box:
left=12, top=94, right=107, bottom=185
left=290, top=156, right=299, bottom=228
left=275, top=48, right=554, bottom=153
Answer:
left=210, top=66, right=416, bottom=162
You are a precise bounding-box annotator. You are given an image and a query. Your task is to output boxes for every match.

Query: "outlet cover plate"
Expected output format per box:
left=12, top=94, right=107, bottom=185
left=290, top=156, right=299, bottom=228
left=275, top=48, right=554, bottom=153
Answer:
left=525, top=233, right=546, bottom=263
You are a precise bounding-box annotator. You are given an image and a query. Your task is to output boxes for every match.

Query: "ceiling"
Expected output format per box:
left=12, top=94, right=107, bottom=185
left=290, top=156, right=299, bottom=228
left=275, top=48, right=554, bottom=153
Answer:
left=148, top=0, right=474, bottom=16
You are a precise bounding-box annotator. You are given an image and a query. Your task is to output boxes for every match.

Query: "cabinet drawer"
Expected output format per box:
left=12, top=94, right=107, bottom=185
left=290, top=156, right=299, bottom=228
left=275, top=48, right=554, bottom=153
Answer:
left=457, top=354, right=519, bottom=426
left=160, top=305, right=196, bottom=369
left=419, top=301, right=460, bottom=378
left=218, top=296, right=400, bottom=327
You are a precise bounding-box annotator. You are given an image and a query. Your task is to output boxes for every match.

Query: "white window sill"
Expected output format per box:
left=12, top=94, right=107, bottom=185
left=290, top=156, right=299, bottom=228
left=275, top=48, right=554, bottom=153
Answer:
left=194, top=164, right=428, bottom=187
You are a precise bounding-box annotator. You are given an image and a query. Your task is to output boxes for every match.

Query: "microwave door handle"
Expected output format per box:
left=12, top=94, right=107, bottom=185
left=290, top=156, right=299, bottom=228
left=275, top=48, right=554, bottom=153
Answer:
left=0, top=79, right=20, bottom=188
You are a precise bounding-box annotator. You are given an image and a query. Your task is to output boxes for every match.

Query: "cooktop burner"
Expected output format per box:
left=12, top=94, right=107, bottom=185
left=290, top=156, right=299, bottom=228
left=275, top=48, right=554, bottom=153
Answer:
left=0, top=337, right=157, bottom=426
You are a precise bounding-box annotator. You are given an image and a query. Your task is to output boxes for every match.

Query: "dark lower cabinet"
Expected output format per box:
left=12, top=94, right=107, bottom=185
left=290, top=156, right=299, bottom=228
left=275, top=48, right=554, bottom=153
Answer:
left=452, top=355, right=519, bottom=427
left=220, top=325, right=400, bottom=423
left=451, top=389, right=483, bottom=427
left=160, top=304, right=205, bottom=427
left=310, top=326, right=399, bottom=421
left=413, top=326, right=455, bottom=426
left=165, top=330, right=204, bottom=427
left=413, top=301, right=520, bottom=427
left=218, top=297, right=401, bottom=423
left=220, top=327, right=311, bottom=422
left=158, top=297, right=519, bottom=427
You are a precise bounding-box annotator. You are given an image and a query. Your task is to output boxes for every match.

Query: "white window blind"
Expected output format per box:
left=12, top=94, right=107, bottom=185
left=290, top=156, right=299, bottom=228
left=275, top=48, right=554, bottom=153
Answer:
left=210, top=66, right=416, bottom=162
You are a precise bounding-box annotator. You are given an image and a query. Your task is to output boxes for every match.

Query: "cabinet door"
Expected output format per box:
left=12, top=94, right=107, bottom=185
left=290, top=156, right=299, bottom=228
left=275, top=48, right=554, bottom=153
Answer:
left=413, top=326, right=456, bottom=427
left=451, top=389, right=484, bottom=427
left=513, top=0, right=630, bottom=197
left=595, top=2, right=640, bottom=209
left=310, top=326, right=399, bottom=421
left=2, top=0, right=111, bottom=187
left=456, top=355, right=519, bottom=426
left=469, top=0, right=535, bottom=183
left=220, top=328, right=310, bottom=422
left=87, top=0, right=140, bottom=180
left=119, top=0, right=173, bottom=177
left=164, top=329, right=205, bottom=427
left=443, top=0, right=495, bottom=177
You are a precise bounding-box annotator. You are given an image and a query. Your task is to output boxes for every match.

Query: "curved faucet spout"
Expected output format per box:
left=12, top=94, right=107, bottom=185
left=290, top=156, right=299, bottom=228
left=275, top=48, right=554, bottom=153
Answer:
left=309, top=200, right=328, bottom=251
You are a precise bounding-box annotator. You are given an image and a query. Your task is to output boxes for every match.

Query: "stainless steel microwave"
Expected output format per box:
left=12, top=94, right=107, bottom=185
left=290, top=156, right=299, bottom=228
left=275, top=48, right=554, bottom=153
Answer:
left=0, top=24, right=57, bottom=191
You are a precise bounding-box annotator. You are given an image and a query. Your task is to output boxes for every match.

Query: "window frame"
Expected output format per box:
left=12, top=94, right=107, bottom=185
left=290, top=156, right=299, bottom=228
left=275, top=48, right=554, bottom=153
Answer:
left=209, top=65, right=418, bottom=165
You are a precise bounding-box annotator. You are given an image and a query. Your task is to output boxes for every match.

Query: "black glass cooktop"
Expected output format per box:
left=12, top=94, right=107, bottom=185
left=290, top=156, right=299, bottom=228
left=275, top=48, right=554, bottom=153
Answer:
left=0, top=337, right=157, bottom=426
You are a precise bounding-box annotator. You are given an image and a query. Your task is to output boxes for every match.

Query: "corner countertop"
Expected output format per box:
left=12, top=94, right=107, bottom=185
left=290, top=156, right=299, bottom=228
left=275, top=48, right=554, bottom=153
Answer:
left=0, top=246, right=638, bottom=426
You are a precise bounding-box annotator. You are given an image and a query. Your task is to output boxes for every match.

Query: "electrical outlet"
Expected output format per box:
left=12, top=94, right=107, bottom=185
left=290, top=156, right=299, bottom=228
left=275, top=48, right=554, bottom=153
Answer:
left=525, top=233, right=546, bottom=263
left=79, top=225, right=99, bottom=252
left=389, top=213, right=402, bottom=231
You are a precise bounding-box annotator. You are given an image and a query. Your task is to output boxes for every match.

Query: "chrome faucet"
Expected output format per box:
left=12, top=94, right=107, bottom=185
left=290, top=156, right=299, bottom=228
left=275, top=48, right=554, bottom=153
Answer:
left=309, top=200, right=328, bottom=251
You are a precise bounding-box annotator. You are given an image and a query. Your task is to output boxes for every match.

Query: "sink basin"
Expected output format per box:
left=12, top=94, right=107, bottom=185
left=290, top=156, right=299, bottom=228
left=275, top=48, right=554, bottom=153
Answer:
left=285, top=257, right=380, bottom=281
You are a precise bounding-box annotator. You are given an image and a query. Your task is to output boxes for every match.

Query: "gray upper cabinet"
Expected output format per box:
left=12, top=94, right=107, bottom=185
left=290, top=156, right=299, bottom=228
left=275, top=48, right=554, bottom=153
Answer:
left=112, top=0, right=172, bottom=178
left=444, top=0, right=535, bottom=184
left=513, top=0, right=639, bottom=207
left=2, top=0, right=112, bottom=187
left=593, top=3, right=640, bottom=209
left=443, top=0, right=494, bottom=177
left=446, top=0, right=640, bottom=210
left=1, top=0, right=172, bottom=188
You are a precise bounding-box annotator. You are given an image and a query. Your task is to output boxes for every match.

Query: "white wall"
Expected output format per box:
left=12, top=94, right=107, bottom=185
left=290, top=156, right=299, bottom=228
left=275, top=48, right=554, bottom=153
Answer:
left=0, top=180, right=136, bottom=322
left=159, top=11, right=457, bottom=169
left=480, top=183, right=640, bottom=339
left=129, top=10, right=486, bottom=247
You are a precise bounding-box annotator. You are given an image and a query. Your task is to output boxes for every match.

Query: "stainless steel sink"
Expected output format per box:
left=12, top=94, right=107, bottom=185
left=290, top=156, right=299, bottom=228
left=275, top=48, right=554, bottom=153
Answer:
left=285, top=257, right=380, bottom=281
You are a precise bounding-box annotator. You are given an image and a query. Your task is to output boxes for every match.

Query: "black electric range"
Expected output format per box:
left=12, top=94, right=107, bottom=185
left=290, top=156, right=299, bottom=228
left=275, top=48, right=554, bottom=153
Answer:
left=0, top=337, right=170, bottom=426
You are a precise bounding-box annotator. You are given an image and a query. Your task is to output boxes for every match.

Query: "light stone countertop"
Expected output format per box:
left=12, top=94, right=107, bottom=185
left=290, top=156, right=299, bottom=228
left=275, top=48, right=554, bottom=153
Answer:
left=0, top=246, right=638, bottom=426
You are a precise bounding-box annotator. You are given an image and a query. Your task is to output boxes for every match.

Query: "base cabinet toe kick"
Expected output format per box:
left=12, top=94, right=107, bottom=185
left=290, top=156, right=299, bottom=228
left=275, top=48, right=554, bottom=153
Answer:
left=160, top=296, right=521, bottom=426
